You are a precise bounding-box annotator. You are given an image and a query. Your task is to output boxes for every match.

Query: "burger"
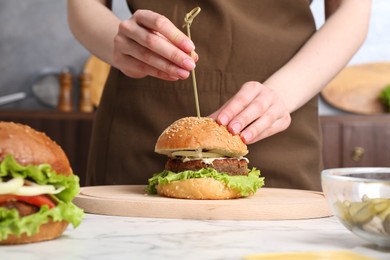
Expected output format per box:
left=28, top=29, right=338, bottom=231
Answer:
left=0, top=122, right=84, bottom=244
left=146, top=117, right=264, bottom=199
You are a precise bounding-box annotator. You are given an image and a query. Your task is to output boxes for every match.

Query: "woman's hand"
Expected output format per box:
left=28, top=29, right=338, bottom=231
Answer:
left=209, top=82, right=291, bottom=144
left=113, top=9, right=197, bottom=81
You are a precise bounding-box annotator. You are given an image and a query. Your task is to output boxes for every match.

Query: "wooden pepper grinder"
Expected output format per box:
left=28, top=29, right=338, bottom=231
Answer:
left=79, top=72, right=94, bottom=113
left=58, top=68, right=73, bottom=112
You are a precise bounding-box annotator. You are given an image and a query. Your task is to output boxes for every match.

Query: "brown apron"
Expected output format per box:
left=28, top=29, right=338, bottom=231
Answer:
left=86, top=0, right=323, bottom=191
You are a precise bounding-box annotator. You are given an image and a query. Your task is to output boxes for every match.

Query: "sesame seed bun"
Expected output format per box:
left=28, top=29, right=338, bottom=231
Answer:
left=155, top=117, right=248, bottom=158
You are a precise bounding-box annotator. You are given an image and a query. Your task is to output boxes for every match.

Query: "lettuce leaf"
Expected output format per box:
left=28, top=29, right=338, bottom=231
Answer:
left=0, top=202, right=84, bottom=240
left=0, top=154, right=84, bottom=240
left=380, top=84, right=390, bottom=112
left=146, top=167, right=264, bottom=196
left=0, top=155, right=80, bottom=202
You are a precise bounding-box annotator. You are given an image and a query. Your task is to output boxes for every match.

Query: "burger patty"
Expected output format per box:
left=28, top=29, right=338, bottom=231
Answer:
left=0, top=201, right=39, bottom=217
left=165, top=158, right=248, bottom=176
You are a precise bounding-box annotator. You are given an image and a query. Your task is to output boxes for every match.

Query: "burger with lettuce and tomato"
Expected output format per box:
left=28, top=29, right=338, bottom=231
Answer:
left=0, top=121, right=84, bottom=244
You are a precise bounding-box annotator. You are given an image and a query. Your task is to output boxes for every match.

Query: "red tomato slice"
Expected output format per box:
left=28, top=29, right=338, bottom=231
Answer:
left=0, top=194, right=56, bottom=208
left=0, top=195, right=14, bottom=204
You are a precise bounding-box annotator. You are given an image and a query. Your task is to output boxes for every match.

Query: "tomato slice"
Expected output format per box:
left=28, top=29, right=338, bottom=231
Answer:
left=0, top=194, right=56, bottom=208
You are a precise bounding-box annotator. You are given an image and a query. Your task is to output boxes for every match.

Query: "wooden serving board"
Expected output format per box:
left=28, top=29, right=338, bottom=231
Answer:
left=74, top=185, right=332, bottom=220
left=321, top=62, right=390, bottom=114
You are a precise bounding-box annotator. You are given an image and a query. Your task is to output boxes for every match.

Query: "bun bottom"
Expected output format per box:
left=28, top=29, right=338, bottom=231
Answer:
left=0, top=220, right=68, bottom=245
left=157, top=178, right=247, bottom=200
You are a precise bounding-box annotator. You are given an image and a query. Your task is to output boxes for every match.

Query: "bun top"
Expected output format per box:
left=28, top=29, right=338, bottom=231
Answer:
left=0, top=121, right=72, bottom=176
left=155, top=117, right=248, bottom=157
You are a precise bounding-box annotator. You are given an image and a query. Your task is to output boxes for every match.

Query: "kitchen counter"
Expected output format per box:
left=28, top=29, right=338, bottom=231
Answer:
left=2, top=214, right=390, bottom=259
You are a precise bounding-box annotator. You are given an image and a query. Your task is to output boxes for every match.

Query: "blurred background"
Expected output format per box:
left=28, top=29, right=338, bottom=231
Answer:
left=0, top=0, right=389, bottom=113
left=1, top=0, right=389, bottom=186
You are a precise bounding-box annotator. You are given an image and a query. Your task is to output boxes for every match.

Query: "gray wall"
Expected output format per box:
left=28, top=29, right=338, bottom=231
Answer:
left=0, top=0, right=88, bottom=109
left=0, top=0, right=389, bottom=113
left=0, top=0, right=130, bottom=110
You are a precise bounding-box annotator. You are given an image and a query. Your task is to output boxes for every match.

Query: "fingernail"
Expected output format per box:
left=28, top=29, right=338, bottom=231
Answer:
left=177, top=69, right=190, bottom=79
left=195, top=54, right=199, bottom=62
left=231, top=122, right=241, bottom=134
left=183, top=40, right=195, bottom=52
left=168, top=75, right=179, bottom=81
left=192, top=52, right=199, bottom=62
left=241, top=131, right=253, bottom=143
left=183, top=58, right=196, bottom=70
left=218, top=115, right=229, bottom=125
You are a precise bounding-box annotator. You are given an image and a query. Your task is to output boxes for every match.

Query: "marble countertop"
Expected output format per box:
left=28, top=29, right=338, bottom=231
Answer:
left=2, top=214, right=390, bottom=260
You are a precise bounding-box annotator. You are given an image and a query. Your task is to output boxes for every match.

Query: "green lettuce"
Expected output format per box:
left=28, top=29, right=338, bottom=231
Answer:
left=0, top=155, right=80, bottom=202
left=380, top=84, right=390, bottom=112
left=146, top=167, right=264, bottom=196
left=0, top=154, right=84, bottom=240
left=0, top=202, right=84, bottom=240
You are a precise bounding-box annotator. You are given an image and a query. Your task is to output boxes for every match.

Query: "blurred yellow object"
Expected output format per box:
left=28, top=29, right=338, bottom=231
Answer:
left=244, top=251, right=374, bottom=260
left=83, top=55, right=110, bottom=107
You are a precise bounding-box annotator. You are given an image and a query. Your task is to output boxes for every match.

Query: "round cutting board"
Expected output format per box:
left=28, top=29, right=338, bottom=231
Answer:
left=74, top=185, right=332, bottom=220
left=321, top=62, right=390, bottom=114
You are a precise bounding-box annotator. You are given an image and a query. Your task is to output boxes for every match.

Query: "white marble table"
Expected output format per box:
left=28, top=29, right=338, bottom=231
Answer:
left=2, top=214, right=390, bottom=260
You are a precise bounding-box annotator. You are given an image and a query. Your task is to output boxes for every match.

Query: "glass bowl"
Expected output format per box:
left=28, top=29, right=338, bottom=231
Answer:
left=321, top=168, right=390, bottom=247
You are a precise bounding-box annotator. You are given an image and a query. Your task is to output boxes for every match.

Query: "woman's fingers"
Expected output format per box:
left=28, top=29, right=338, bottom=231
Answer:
left=113, top=9, right=197, bottom=80
left=212, top=82, right=291, bottom=144
left=132, top=10, right=195, bottom=53
left=120, top=21, right=195, bottom=70
left=114, top=34, right=191, bottom=79
left=240, top=105, right=291, bottom=144
left=214, top=82, right=267, bottom=131
left=222, top=82, right=273, bottom=134
left=117, top=54, right=179, bottom=81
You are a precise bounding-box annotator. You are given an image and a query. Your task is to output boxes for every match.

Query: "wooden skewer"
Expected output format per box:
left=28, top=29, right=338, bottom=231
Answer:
left=183, top=7, right=201, bottom=118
